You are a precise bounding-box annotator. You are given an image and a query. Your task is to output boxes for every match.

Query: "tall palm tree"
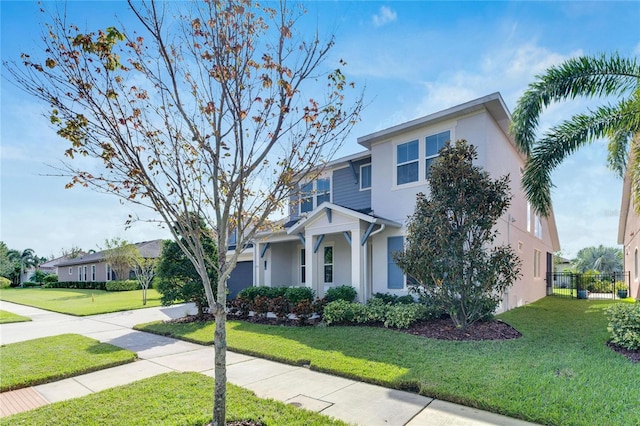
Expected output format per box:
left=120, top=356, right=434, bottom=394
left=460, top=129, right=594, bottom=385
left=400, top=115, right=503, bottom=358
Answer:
left=511, top=53, right=640, bottom=217
left=573, top=245, right=623, bottom=274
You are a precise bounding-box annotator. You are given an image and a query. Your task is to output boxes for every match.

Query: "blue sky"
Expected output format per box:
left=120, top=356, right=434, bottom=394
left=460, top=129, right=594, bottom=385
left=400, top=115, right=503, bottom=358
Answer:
left=1, top=1, right=639, bottom=259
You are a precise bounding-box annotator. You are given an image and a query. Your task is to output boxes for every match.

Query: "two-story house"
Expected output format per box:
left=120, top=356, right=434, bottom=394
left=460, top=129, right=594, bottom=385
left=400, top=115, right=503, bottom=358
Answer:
left=232, top=93, right=560, bottom=312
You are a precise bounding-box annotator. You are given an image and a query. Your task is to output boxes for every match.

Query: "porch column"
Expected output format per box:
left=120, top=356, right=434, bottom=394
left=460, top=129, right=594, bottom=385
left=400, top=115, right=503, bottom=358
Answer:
left=255, top=242, right=265, bottom=286
left=305, top=233, right=316, bottom=295
left=351, top=226, right=365, bottom=303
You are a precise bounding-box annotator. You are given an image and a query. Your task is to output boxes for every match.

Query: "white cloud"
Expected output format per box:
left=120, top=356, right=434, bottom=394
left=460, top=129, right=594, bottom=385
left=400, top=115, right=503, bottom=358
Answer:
left=372, top=6, right=397, bottom=28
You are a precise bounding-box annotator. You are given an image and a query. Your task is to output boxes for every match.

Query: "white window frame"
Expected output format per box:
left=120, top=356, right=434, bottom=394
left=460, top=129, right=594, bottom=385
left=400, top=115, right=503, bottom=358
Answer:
left=395, top=139, right=420, bottom=186
left=534, top=215, right=542, bottom=239
left=300, top=248, right=306, bottom=284
left=106, top=265, right=112, bottom=282
left=424, top=130, right=451, bottom=177
left=323, top=245, right=334, bottom=285
left=69, top=267, right=72, bottom=275
left=78, top=266, right=82, bottom=281
left=534, top=249, right=541, bottom=278
left=299, top=176, right=331, bottom=214
left=91, top=265, right=96, bottom=282
left=635, top=248, right=638, bottom=280
left=83, top=265, right=88, bottom=282
left=359, top=163, right=372, bottom=190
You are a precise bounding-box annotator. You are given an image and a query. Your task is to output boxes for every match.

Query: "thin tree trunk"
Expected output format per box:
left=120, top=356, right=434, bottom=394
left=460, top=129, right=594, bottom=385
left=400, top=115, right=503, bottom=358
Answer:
left=213, top=303, right=226, bottom=426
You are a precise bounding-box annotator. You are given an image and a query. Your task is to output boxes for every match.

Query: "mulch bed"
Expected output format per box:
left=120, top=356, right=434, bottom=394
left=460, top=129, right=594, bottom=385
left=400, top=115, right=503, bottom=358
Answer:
left=606, top=341, right=640, bottom=363
left=172, top=314, right=639, bottom=362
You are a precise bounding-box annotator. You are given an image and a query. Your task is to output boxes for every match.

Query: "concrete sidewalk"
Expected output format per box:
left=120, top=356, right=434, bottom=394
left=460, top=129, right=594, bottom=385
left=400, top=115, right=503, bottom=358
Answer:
left=0, top=301, right=536, bottom=425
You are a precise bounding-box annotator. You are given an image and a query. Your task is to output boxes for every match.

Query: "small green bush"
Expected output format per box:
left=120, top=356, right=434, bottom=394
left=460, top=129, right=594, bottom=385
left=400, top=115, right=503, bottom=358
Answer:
left=384, top=303, right=428, bottom=329
left=325, top=285, right=357, bottom=303
left=365, top=297, right=391, bottom=323
left=284, top=287, right=314, bottom=305
left=323, top=300, right=359, bottom=324
left=43, top=274, right=59, bottom=284
left=238, top=286, right=286, bottom=301
left=0, top=277, right=12, bottom=289
left=373, top=292, right=415, bottom=305
left=22, top=282, right=41, bottom=288
left=106, top=280, right=140, bottom=292
left=606, top=303, right=640, bottom=350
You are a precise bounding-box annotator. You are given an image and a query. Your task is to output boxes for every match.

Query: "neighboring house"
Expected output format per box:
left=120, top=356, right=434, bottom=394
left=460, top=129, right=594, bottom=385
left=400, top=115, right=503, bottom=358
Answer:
left=554, top=256, right=572, bottom=273
left=617, top=170, right=640, bottom=299
left=231, top=93, right=560, bottom=312
left=56, top=240, right=162, bottom=283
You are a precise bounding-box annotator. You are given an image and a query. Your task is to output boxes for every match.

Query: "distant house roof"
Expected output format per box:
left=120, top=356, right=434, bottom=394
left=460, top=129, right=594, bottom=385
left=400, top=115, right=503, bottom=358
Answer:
left=57, top=239, right=163, bottom=267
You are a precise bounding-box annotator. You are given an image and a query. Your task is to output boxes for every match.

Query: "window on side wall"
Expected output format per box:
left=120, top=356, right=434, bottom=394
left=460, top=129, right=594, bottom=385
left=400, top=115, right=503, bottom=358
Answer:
left=396, top=140, right=419, bottom=185
left=106, top=265, right=112, bottom=282
left=635, top=248, right=638, bottom=280
left=387, top=236, right=404, bottom=289
left=534, top=249, right=541, bottom=278
left=91, top=265, right=96, bottom=282
left=300, top=178, right=331, bottom=214
left=78, top=266, right=82, bottom=281
left=425, top=130, right=450, bottom=176
left=360, top=164, right=371, bottom=190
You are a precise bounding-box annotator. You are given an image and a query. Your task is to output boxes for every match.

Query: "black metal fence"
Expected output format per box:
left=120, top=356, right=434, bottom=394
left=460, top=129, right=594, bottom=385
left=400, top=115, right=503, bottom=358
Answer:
left=547, top=271, right=631, bottom=300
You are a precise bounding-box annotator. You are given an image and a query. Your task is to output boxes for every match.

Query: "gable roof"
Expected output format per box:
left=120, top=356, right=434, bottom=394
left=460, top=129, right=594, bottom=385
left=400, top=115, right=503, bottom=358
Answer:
left=357, top=92, right=513, bottom=151
left=57, top=239, right=163, bottom=267
left=286, top=202, right=401, bottom=235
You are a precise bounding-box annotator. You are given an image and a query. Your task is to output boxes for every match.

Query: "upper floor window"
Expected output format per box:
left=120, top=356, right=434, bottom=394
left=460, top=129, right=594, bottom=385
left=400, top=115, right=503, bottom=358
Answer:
left=228, top=228, right=237, bottom=247
left=425, top=130, right=450, bottom=176
left=396, top=140, right=419, bottom=185
left=300, top=177, right=331, bottom=213
left=360, top=164, right=371, bottom=190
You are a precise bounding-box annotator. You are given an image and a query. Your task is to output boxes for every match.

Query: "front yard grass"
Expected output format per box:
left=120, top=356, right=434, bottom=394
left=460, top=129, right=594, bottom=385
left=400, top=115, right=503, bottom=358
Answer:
left=0, top=309, right=30, bottom=324
left=0, top=287, right=162, bottom=315
left=1, top=372, right=348, bottom=426
left=0, top=334, right=137, bottom=392
left=136, top=297, right=640, bottom=426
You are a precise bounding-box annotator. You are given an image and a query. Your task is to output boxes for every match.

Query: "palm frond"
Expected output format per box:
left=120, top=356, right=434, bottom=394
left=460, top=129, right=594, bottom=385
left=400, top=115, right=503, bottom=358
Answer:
left=511, top=53, right=640, bottom=155
left=522, top=100, right=639, bottom=216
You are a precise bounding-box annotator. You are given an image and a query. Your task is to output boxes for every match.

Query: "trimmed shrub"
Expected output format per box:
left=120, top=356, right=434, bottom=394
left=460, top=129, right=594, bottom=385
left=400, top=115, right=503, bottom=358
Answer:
left=253, top=295, right=270, bottom=319
left=106, top=280, right=140, bottom=291
left=227, top=296, right=252, bottom=319
left=365, top=297, right=391, bottom=323
left=384, top=303, right=428, bottom=329
left=43, top=274, right=59, bottom=284
left=284, top=287, right=315, bottom=305
left=325, top=285, right=357, bottom=303
left=323, top=300, right=359, bottom=325
left=373, top=292, right=416, bottom=305
left=268, top=296, right=290, bottom=322
left=44, top=281, right=107, bottom=290
left=312, top=297, right=327, bottom=317
left=22, top=281, right=41, bottom=288
left=291, top=299, right=315, bottom=324
left=238, top=286, right=286, bottom=302
left=0, top=277, right=12, bottom=288
left=606, top=303, right=640, bottom=350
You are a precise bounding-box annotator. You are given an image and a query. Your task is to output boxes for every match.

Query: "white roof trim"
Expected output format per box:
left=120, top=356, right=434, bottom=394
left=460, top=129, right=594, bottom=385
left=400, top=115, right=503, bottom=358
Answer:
left=286, top=202, right=401, bottom=235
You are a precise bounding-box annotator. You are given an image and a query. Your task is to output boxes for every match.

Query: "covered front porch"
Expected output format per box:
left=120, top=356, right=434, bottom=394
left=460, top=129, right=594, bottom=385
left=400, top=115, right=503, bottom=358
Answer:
left=253, top=203, right=401, bottom=302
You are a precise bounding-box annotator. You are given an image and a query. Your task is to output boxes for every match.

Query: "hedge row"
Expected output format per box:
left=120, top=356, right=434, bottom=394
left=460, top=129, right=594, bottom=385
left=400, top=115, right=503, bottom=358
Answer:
left=43, top=280, right=143, bottom=291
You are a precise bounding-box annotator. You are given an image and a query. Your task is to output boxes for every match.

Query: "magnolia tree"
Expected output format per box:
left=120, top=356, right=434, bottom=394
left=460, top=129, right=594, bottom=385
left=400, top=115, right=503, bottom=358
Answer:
left=5, top=1, right=362, bottom=424
left=394, top=140, right=521, bottom=330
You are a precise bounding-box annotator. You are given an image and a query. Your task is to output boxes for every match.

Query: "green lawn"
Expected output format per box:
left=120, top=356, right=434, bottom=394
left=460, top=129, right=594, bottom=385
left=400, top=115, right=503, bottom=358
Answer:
left=1, top=372, right=349, bottom=426
left=0, top=287, right=162, bottom=315
left=0, top=334, right=137, bottom=392
left=0, top=309, right=31, bottom=324
left=136, top=297, right=640, bottom=426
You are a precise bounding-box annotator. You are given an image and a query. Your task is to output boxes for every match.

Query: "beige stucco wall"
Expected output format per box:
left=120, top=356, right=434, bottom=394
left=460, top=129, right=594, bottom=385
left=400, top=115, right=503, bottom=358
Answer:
left=622, top=206, right=640, bottom=299
left=368, top=107, right=557, bottom=310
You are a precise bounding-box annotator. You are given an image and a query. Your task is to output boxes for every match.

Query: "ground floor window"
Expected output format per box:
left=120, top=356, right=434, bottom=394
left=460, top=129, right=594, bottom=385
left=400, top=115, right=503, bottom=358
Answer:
left=300, top=249, right=306, bottom=284
left=83, top=266, right=88, bottom=281
left=534, top=249, right=541, bottom=278
left=324, top=246, right=333, bottom=284
left=387, top=236, right=404, bottom=289
left=78, top=266, right=82, bottom=281
left=91, top=265, right=96, bottom=282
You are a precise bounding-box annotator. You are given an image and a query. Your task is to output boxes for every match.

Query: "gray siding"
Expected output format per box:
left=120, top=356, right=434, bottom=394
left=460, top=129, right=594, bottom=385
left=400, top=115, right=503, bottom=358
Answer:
left=332, top=158, right=371, bottom=211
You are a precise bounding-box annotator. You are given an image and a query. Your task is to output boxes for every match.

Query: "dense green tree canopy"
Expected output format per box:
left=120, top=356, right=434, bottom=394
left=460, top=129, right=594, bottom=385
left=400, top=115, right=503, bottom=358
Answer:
left=395, top=140, right=521, bottom=330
